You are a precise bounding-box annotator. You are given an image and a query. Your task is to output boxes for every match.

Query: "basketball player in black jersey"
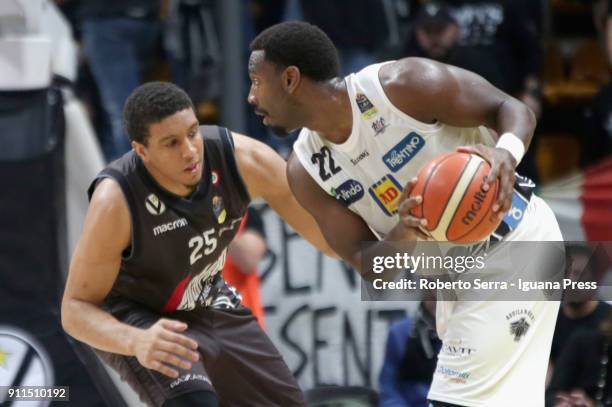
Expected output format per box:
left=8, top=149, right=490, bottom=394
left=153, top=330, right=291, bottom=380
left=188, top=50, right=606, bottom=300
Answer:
left=61, top=82, right=334, bottom=407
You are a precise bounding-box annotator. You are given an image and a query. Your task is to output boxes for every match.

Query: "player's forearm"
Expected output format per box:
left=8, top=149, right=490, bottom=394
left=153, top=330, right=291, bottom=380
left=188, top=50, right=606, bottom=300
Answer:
left=496, top=97, right=537, bottom=150
left=61, top=298, right=141, bottom=356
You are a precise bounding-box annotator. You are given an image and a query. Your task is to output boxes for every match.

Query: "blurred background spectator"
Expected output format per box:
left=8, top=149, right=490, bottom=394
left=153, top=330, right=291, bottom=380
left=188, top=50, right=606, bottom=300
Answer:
left=79, top=0, right=161, bottom=161
left=548, top=244, right=611, bottom=378
left=379, top=294, right=440, bottom=407
left=404, top=0, right=543, bottom=182
left=546, top=309, right=612, bottom=407
left=223, top=206, right=268, bottom=329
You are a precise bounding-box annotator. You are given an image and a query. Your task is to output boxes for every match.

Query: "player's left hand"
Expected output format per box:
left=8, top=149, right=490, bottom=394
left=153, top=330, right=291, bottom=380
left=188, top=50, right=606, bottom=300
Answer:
left=456, top=144, right=516, bottom=220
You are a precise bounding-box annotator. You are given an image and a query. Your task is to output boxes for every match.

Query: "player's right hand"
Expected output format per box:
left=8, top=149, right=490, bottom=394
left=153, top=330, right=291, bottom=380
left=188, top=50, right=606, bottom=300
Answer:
left=389, top=178, right=431, bottom=241
left=133, top=318, right=200, bottom=379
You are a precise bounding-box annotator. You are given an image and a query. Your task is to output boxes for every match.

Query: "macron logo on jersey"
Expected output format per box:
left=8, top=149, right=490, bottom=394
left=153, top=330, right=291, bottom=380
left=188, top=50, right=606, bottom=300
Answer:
left=382, top=133, right=425, bottom=172
left=153, top=218, right=188, bottom=236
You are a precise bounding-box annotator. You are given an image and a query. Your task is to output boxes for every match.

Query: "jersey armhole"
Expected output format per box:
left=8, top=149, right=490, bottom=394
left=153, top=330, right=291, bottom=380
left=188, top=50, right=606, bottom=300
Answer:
left=89, top=170, right=139, bottom=261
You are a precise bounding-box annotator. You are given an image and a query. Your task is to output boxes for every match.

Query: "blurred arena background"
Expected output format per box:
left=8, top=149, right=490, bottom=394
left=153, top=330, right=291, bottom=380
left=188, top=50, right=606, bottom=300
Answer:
left=1, top=0, right=612, bottom=406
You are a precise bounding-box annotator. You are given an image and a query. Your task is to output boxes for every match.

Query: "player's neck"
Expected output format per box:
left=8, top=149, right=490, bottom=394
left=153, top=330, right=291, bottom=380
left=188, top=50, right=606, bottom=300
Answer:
left=305, top=79, right=353, bottom=144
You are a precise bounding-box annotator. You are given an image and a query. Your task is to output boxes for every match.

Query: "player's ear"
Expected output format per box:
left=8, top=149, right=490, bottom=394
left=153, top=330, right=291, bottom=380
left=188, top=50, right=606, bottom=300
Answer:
left=132, top=140, right=148, bottom=162
left=283, top=66, right=301, bottom=94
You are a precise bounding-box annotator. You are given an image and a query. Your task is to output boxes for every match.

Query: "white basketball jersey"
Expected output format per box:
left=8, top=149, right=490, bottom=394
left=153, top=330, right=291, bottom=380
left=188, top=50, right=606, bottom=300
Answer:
left=294, top=62, right=495, bottom=238
left=293, top=62, right=560, bottom=406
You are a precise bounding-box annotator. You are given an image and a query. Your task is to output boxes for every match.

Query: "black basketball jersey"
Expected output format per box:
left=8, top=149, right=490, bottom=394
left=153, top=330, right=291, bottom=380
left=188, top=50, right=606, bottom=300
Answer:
left=87, top=126, right=250, bottom=314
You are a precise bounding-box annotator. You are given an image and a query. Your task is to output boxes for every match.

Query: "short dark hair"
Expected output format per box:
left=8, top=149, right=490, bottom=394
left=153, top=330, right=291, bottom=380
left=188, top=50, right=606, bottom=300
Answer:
left=250, top=21, right=340, bottom=81
left=123, top=82, right=195, bottom=144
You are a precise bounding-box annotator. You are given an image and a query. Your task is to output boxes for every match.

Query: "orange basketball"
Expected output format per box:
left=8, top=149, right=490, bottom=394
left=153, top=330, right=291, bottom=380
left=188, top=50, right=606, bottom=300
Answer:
left=410, top=152, right=501, bottom=243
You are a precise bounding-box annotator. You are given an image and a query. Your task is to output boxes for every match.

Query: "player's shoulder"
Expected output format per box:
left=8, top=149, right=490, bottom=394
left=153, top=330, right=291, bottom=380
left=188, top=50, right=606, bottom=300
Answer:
left=89, top=177, right=130, bottom=222
left=80, top=177, right=132, bottom=256
left=379, top=57, right=449, bottom=92
left=378, top=58, right=455, bottom=123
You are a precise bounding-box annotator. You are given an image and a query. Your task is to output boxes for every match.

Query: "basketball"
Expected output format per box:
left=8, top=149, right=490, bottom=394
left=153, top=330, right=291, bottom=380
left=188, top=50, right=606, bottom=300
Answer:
left=410, top=152, right=501, bottom=243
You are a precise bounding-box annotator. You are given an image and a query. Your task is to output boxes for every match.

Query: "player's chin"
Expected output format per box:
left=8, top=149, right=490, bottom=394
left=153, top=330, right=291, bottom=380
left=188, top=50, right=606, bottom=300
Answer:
left=181, top=171, right=202, bottom=186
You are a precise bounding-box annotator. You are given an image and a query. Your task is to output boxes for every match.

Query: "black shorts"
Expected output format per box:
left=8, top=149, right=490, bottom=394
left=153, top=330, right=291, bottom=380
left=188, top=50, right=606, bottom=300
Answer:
left=96, top=304, right=305, bottom=407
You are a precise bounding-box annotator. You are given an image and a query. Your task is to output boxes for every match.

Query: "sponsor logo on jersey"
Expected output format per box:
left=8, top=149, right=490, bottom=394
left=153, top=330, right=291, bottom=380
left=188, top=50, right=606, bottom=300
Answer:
left=355, top=93, right=377, bottom=119
left=382, top=132, right=425, bottom=172
left=211, top=169, right=220, bottom=186
left=506, top=308, right=535, bottom=342
left=153, top=217, right=188, bottom=237
left=212, top=196, right=227, bottom=224
left=502, top=190, right=529, bottom=231
left=369, top=174, right=403, bottom=216
left=441, top=339, right=477, bottom=357
left=331, top=179, right=365, bottom=206
left=372, top=117, right=389, bottom=135
left=350, top=150, right=370, bottom=165
left=145, top=193, right=166, bottom=215
left=436, top=365, right=471, bottom=384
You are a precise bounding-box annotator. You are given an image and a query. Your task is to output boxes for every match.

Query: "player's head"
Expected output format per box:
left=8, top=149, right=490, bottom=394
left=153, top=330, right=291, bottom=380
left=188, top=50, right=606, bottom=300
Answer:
left=248, top=21, right=340, bottom=136
left=414, top=3, right=459, bottom=61
left=124, top=82, right=203, bottom=192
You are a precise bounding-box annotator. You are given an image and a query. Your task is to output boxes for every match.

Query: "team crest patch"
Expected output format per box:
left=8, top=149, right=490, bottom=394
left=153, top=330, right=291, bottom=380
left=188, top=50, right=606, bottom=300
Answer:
left=369, top=174, right=403, bottom=216
left=356, top=93, right=377, bottom=119
left=372, top=117, right=389, bottom=135
left=211, top=169, right=220, bottom=187
left=145, top=193, right=166, bottom=216
left=509, top=318, right=530, bottom=342
left=212, top=195, right=227, bottom=224
left=506, top=309, right=535, bottom=342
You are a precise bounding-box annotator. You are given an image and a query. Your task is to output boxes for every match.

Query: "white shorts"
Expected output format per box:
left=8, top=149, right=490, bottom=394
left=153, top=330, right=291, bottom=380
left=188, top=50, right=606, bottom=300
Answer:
left=429, top=195, right=563, bottom=407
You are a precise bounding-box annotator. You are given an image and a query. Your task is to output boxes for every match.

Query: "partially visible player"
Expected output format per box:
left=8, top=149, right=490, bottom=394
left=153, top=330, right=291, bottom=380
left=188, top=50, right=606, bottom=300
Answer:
left=61, top=82, right=334, bottom=407
left=247, top=21, right=562, bottom=406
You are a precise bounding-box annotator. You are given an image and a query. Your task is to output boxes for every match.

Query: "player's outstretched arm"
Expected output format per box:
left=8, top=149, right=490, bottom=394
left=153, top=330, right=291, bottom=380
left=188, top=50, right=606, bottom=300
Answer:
left=61, top=179, right=199, bottom=378
left=381, top=57, right=537, bottom=217
left=233, top=132, right=336, bottom=257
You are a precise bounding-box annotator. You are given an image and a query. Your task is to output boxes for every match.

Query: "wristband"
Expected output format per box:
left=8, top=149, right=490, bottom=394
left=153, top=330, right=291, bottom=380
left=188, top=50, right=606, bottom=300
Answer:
left=496, top=133, right=525, bottom=165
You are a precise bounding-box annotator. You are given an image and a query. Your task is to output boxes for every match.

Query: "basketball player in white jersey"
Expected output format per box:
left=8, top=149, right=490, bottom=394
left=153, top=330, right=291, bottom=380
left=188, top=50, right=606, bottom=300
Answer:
left=247, top=22, right=563, bottom=406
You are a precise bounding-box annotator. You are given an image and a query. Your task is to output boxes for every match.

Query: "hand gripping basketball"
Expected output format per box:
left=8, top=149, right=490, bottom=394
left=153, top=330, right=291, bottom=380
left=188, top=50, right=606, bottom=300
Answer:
left=409, top=151, right=502, bottom=243
left=456, top=144, right=517, bottom=218
left=387, top=177, right=432, bottom=242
